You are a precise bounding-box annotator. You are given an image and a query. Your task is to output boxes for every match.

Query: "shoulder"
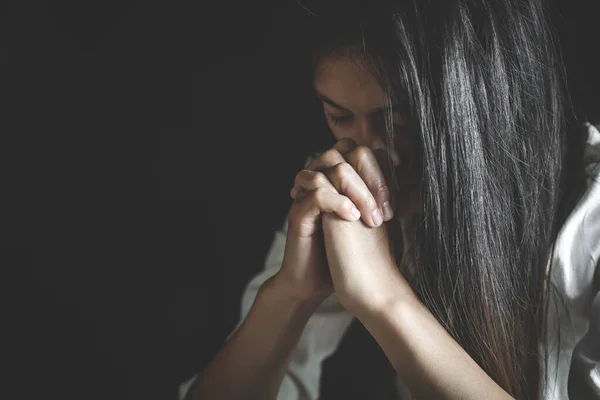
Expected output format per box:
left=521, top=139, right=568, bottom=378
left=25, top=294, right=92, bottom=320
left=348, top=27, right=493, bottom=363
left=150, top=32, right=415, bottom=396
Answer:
left=541, top=122, right=600, bottom=399
left=551, top=122, right=600, bottom=293
left=579, top=123, right=600, bottom=262
left=583, top=122, right=600, bottom=184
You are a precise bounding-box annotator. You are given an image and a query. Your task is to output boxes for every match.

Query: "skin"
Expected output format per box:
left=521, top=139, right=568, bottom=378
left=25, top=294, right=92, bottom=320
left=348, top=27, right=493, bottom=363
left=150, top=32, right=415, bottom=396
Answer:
left=187, top=54, right=514, bottom=400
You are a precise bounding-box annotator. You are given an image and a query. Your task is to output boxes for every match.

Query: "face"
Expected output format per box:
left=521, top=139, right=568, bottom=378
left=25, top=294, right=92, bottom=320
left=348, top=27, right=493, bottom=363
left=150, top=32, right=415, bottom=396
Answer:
left=314, top=54, right=421, bottom=265
left=314, top=53, right=419, bottom=186
left=313, top=54, right=416, bottom=174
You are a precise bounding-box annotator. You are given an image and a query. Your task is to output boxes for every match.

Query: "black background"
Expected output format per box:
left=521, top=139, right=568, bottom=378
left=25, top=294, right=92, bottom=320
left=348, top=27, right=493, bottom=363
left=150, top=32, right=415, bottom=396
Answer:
left=2, top=1, right=598, bottom=399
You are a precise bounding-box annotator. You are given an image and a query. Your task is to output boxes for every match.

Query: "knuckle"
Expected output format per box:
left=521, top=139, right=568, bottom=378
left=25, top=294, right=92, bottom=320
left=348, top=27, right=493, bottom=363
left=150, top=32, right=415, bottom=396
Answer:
left=375, top=180, right=389, bottom=194
left=309, top=171, right=328, bottom=187
left=332, top=161, right=353, bottom=178
left=322, top=148, right=343, bottom=163
left=374, top=182, right=390, bottom=201
left=329, top=162, right=355, bottom=193
left=347, top=146, right=372, bottom=174
left=341, top=162, right=356, bottom=181
left=294, top=169, right=308, bottom=185
left=341, top=197, right=354, bottom=211
left=358, top=191, right=376, bottom=209
left=312, top=187, right=328, bottom=204
left=353, top=145, right=372, bottom=160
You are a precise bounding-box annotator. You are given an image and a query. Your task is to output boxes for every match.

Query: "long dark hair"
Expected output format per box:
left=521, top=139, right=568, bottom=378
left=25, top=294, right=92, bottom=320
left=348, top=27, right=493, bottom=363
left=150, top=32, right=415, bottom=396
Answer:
left=296, top=0, right=585, bottom=398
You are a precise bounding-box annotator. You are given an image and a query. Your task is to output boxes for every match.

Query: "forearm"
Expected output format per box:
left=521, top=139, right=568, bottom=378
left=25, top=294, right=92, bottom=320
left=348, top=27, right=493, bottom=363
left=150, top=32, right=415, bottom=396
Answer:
left=356, top=292, right=514, bottom=400
left=186, top=275, right=323, bottom=400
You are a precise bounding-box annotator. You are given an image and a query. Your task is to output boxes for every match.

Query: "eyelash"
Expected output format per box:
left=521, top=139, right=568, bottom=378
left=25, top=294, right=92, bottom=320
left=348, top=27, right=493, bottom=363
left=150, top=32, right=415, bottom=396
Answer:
left=329, top=114, right=354, bottom=125
left=328, top=112, right=408, bottom=128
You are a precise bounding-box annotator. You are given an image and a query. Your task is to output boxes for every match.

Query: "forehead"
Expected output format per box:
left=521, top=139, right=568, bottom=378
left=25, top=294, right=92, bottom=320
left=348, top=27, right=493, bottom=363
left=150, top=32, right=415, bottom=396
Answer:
left=313, top=55, right=388, bottom=112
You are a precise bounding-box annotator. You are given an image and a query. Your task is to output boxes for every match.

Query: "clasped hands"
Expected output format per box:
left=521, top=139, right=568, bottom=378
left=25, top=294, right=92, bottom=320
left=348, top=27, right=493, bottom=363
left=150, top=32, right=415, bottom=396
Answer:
left=278, top=138, right=416, bottom=316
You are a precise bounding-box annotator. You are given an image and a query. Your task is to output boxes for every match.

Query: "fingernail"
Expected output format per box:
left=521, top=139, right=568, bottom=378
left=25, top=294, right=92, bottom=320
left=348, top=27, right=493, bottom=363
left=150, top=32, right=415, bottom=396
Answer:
left=372, top=209, right=383, bottom=227
left=290, top=187, right=298, bottom=198
left=382, top=201, right=394, bottom=220
left=351, top=206, right=361, bottom=220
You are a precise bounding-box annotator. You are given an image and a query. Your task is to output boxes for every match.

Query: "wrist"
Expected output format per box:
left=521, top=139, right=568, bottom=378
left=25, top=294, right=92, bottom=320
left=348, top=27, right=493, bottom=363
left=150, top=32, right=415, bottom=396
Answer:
left=268, top=270, right=332, bottom=304
left=352, top=269, right=419, bottom=321
left=354, top=288, right=425, bottom=355
left=260, top=273, right=328, bottom=314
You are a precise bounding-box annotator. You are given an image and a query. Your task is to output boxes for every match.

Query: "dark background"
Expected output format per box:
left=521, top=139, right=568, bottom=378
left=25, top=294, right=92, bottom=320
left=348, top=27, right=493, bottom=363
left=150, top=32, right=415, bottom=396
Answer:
left=2, top=1, right=598, bottom=399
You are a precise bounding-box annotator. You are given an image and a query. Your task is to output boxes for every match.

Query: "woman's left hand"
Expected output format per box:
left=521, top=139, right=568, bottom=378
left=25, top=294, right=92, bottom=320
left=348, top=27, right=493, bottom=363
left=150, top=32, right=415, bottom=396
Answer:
left=321, top=210, right=414, bottom=315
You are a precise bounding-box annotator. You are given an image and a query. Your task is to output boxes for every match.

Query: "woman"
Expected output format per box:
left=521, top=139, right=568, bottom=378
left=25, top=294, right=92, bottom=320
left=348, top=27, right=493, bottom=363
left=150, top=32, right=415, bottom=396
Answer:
left=183, top=0, right=600, bottom=398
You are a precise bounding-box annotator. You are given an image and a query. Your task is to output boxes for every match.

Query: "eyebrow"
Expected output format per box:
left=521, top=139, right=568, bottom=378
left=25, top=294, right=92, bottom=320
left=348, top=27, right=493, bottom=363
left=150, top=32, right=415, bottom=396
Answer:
left=315, top=90, right=406, bottom=116
left=315, top=92, right=353, bottom=114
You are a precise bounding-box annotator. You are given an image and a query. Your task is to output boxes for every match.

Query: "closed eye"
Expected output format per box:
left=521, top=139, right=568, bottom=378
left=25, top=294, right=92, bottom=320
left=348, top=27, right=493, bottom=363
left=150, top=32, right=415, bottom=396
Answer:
left=329, top=114, right=354, bottom=125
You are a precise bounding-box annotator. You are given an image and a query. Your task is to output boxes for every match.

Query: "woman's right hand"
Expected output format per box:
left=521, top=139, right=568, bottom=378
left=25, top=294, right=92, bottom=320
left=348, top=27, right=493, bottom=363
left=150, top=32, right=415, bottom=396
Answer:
left=273, top=138, right=395, bottom=302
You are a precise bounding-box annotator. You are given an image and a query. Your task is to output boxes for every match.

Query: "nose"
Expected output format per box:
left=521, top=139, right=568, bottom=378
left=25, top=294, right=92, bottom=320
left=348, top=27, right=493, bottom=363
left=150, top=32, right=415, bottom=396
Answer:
left=356, top=119, right=401, bottom=167
left=351, top=117, right=380, bottom=148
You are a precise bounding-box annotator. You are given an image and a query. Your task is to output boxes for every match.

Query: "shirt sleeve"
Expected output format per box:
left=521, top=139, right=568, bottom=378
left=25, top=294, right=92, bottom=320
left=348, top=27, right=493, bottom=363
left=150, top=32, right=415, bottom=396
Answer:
left=237, top=219, right=355, bottom=400
left=567, top=124, right=600, bottom=398
left=569, top=285, right=600, bottom=399
left=543, top=122, right=600, bottom=400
